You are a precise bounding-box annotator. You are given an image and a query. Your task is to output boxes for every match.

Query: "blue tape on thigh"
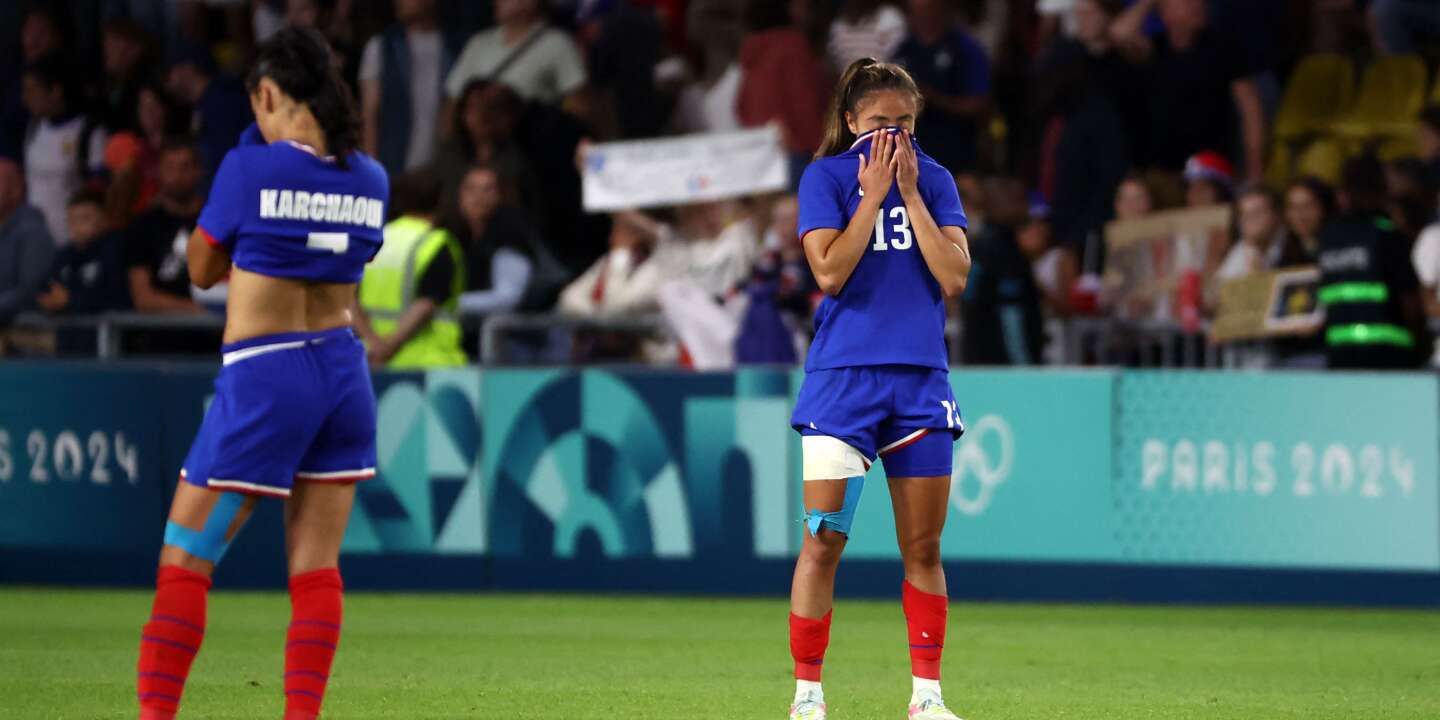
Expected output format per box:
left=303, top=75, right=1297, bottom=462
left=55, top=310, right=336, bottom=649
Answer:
left=163, top=492, right=247, bottom=563
left=804, top=475, right=864, bottom=537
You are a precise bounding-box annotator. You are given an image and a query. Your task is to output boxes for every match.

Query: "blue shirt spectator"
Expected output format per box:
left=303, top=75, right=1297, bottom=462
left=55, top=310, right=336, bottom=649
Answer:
left=893, top=0, right=991, bottom=173
left=164, top=48, right=254, bottom=181
left=0, top=158, right=56, bottom=325
left=37, top=190, right=129, bottom=316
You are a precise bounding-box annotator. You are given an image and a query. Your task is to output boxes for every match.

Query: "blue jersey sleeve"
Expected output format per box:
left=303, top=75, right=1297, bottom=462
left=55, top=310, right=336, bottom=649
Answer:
left=197, top=150, right=249, bottom=250
left=922, top=165, right=968, bottom=229
left=796, top=162, right=847, bottom=240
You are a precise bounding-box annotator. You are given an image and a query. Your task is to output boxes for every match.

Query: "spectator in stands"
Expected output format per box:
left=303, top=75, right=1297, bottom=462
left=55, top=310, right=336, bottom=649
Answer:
left=559, top=209, right=663, bottom=319
left=163, top=47, right=253, bottom=179
left=1035, top=52, right=1128, bottom=259
left=443, top=0, right=590, bottom=122
left=961, top=176, right=1045, bottom=364
left=36, top=190, right=129, bottom=317
left=97, top=19, right=155, bottom=133
left=893, top=0, right=991, bottom=173
left=735, top=194, right=818, bottom=364
left=1417, top=106, right=1440, bottom=189
left=826, top=0, right=906, bottom=72
left=1283, top=176, right=1334, bottom=264
left=0, top=158, right=55, bottom=326
left=446, top=164, right=541, bottom=318
left=1216, top=186, right=1288, bottom=283
left=584, top=0, right=666, bottom=139
left=1018, top=192, right=1076, bottom=317
left=654, top=201, right=761, bottom=369
left=1, top=8, right=67, bottom=160
left=1370, top=0, right=1440, bottom=55
left=1319, top=155, right=1429, bottom=370
left=124, top=139, right=206, bottom=316
left=22, top=54, right=107, bottom=247
left=358, top=0, right=457, bottom=178
left=103, top=84, right=188, bottom=227
left=672, top=0, right=744, bottom=135
left=435, top=80, right=542, bottom=221
left=356, top=169, right=469, bottom=368
left=737, top=0, right=827, bottom=181
left=1183, top=150, right=1233, bottom=208
left=1111, top=0, right=1267, bottom=182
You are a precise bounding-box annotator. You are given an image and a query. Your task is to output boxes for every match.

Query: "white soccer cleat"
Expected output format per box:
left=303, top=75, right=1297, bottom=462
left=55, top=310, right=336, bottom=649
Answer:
left=789, top=691, right=827, bottom=720
left=907, top=689, right=963, bottom=720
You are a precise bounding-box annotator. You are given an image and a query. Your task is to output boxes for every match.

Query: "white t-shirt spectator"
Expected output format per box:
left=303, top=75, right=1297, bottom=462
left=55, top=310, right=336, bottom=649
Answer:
left=673, top=63, right=741, bottom=134
left=827, top=4, right=907, bottom=71
left=360, top=29, right=445, bottom=170
left=1411, top=222, right=1440, bottom=364
left=24, top=116, right=106, bottom=247
left=444, top=25, right=587, bottom=104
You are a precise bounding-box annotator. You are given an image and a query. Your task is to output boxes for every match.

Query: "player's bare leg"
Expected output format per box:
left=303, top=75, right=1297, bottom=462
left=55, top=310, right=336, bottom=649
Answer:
left=281, top=482, right=356, bottom=720
left=138, top=483, right=258, bottom=720
left=890, top=475, right=961, bottom=720
left=788, top=478, right=849, bottom=720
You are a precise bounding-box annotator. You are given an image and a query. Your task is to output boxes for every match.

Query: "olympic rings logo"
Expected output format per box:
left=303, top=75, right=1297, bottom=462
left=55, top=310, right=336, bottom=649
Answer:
left=950, top=414, right=1014, bottom=516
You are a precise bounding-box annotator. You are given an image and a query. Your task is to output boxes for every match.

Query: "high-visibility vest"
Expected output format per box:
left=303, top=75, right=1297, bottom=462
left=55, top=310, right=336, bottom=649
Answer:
left=359, top=215, right=468, bottom=368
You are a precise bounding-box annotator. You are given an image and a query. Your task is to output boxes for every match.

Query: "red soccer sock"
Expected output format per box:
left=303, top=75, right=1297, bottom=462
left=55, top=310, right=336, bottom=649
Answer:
left=789, top=610, right=832, bottom=681
left=284, top=568, right=344, bottom=720
left=902, top=580, right=948, bottom=680
left=138, top=565, right=211, bottom=720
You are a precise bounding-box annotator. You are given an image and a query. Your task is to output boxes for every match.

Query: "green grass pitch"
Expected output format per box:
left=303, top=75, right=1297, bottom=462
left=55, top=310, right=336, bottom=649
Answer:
left=2, top=588, right=1437, bottom=719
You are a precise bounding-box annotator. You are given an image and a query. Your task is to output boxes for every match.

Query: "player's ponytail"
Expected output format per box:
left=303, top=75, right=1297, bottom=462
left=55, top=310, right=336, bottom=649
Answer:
left=247, top=27, right=359, bottom=169
left=815, top=57, right=924, bottom=159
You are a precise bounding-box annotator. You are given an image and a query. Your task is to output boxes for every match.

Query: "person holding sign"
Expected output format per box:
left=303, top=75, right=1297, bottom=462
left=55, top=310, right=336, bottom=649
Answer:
left=786, top=58, right=971, bottom=720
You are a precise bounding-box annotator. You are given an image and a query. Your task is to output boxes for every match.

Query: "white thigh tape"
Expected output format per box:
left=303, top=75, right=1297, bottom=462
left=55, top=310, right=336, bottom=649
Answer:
left=802, top=435, right=870, bottom=481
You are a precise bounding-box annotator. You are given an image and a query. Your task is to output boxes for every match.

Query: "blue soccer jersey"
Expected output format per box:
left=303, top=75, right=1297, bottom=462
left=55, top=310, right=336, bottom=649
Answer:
left=180, top=126, right=389, bottom=498
left=796, top=129, right=968, bottom=371
left=197, top=124, right=389, bottom=284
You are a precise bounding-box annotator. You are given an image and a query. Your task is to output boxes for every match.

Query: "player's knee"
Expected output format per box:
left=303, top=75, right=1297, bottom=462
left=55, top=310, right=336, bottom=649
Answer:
left=801, top=529, right=848, bottom=567
left=900, top=535, right=942, bottom=569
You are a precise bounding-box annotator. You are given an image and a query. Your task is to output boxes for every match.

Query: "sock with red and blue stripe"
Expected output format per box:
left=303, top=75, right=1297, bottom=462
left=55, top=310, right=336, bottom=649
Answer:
left=284, top=568, right=343, bottom=720
left=137, top=565, right=211, bottom=720
left=903, top=580, right=947, bottom=680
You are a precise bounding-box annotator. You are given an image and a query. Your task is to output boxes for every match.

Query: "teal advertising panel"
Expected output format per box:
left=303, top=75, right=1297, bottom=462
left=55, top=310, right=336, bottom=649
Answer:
left=479, top=368, right=796, bottom=561
left=1113, top=372, right=1440, bottom=570
left=841, top=371, right=1118, bottom=562
left=0, top=365, right=212, bottom=550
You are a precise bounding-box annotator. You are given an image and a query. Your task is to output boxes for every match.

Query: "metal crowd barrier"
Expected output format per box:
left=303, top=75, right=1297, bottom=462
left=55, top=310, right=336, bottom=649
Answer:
left=10, top=312, right=225, bottom=359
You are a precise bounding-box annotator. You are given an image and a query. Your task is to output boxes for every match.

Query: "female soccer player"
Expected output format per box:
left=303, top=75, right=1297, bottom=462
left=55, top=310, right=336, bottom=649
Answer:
left=135, top=28, right=387, bottom=720
left=787, top=58, right=971, bottom=720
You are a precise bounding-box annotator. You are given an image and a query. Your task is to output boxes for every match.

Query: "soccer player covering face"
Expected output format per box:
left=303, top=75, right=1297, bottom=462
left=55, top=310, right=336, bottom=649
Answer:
left=787, top=58, right=972, bottom=720
left=134, top=29, right=388, bottom=720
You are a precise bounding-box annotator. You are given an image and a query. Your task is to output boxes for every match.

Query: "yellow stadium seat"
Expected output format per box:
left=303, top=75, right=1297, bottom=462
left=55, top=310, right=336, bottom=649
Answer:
left=1274, top=54, right=1355, bottom=143
left=1378, top=134, right=1420, bottom=161
left=1331, top=55, right=1428, bottom=141
left=1263, top=143, right=1293, bottom=190
left=1295, top=138, right=1345, bottom=184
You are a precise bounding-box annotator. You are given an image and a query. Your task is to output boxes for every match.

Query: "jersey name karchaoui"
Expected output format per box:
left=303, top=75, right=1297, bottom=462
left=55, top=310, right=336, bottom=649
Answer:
left=796, top=129, right=968, bottom=371
left=198, top=125, right=389, bottom=284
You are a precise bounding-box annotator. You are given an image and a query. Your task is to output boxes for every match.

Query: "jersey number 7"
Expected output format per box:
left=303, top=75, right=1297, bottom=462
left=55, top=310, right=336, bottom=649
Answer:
left=871, top=207, right=913, bottom=251
left=307, top=232, right=350, bottom=254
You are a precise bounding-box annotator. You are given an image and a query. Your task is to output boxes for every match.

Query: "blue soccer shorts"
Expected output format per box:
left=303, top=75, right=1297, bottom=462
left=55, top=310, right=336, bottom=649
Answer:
left=181, top=326, right=377, bottom=498
left=791, top=365, right=963, bottom=478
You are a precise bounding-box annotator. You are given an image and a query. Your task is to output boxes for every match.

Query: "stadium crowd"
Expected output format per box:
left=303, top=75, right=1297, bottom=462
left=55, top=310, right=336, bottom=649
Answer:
left=1, top=0, right=1440, bottom=369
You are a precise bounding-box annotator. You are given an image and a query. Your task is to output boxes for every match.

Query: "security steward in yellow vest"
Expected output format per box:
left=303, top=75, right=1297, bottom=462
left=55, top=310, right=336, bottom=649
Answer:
left=1317, top=156, right=1429, bottom=370
left=356, top=171, right=468, bottom=368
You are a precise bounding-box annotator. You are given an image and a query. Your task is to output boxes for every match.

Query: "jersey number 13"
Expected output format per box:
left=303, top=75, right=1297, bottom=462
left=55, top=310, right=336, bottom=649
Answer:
left=871, top=207, right=913, bottom=251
